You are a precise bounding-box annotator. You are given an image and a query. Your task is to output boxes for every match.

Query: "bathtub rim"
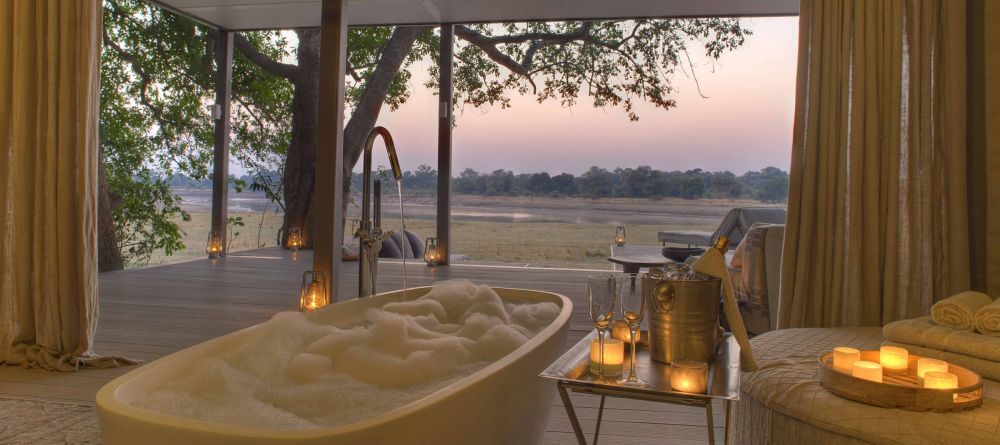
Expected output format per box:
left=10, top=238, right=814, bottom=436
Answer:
left=96, top=285, right=572, bottom=440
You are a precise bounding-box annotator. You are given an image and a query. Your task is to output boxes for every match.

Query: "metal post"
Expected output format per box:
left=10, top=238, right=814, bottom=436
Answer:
left=313, top=0, right=348, bottom=301
left=210, top=30, right=233, bottom=257
left=556, top=381, right=587, bottom=445
left=436, top=24, right=454, bottom=265
left=706, top=400, right=715, bottom=445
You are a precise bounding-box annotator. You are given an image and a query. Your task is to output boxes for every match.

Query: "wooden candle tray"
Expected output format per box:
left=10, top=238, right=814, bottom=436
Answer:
left=818, top=350, right=983, bottom=412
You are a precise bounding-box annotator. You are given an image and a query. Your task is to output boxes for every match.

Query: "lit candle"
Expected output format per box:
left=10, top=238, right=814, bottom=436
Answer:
left=298, top=271, right=328, bottom=312
left=424, top=237, right=440, bottom=266
left=670, top=360, right=709, bottom=393
left=923, top=371, right=958, bottom=389
left=879, top=346, right=909, bottom=374
left=833, top=347, right=861, bottom=374
left=852, top=361, right=883, bottom=383
left=589, top=338, right=624, bottom=377
left=917, top=358, right=949, bottom=379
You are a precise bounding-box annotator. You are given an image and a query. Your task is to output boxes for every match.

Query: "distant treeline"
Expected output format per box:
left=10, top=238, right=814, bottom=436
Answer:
left=386, top=165, right=789, bottom=203
left=167, top=165, right=789, bottom=203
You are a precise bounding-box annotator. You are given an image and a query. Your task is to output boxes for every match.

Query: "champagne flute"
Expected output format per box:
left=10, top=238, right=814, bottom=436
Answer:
left=618, top=273, right=648, bottom=386
left=588, top=274, right=618, bottom=381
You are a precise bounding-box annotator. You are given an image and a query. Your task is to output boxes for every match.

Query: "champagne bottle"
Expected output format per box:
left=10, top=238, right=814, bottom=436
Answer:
left=712, top=235, right=730, bottom=253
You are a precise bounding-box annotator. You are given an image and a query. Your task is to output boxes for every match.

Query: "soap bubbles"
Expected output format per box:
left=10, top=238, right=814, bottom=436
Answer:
left=133, top=280, right=560, bottom=430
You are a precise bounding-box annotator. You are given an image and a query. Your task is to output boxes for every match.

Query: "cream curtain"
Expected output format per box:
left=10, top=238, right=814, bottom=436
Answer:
left=778, top=0, right=970, bottom=328
left=0, top=0, right=126, bottom=370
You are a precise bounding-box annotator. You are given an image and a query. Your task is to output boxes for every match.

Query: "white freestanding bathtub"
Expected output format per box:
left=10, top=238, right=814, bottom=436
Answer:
left=96, top=286, right=572, bottom=445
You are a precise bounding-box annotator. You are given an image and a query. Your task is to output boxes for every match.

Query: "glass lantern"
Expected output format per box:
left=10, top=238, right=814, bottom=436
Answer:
left=206, top=230, right=224, bottom=258
left=615, top=226, right=626, bottom=246
left=424, top=237, right=440, bottom=266
left=299, top=271, right=328, bottom=311
left=287, top=227, right=303, bottom=251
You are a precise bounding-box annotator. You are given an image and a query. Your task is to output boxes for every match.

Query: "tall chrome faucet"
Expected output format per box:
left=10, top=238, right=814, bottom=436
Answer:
left=356, top=126, right=402, bottom=297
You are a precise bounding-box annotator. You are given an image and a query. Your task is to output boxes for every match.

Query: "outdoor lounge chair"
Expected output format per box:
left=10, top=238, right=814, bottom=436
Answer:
left=658, top=207, right=786, bottom=249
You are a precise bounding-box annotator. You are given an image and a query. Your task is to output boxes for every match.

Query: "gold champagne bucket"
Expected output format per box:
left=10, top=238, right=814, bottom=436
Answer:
left=644, top=274, right=721, bottom=364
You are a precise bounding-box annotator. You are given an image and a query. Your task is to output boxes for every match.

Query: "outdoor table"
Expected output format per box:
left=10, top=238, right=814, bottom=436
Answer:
left=540, top=331, right=740, bottom=445
left=607, top=245, right=671, bottom=274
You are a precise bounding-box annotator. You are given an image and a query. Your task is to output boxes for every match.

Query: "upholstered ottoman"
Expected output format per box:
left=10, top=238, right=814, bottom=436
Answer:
left=736, top=328, right=1000, bottom=444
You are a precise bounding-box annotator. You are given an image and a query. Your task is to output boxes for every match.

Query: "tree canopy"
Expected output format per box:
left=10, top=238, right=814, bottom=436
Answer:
left=100, top=0, right=753, bottom=266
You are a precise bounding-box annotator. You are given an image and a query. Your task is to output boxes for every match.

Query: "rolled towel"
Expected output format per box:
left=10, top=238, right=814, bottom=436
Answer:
left=884, top=316, right=1000, bottom=362
left=930, top=291, right=993, bottom=330
left=974, top=298, right=1000, bottom=336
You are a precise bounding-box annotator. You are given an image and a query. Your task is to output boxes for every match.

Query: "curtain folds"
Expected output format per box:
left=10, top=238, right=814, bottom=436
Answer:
left=778, top=0, right=970, bottom=328
left=0, top=0, right=128, bottom=370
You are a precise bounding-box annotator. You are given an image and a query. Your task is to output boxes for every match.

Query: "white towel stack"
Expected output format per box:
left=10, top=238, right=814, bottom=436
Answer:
left=975, top=298, right=1000, bottom=337
left=884, top=291, right=1000, bottom=381
left=930, top=291, right=992, bottom=331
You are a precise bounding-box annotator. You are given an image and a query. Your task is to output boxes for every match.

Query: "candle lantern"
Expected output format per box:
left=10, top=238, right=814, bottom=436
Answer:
left=833, top=347, right=861, bottom=374
left=917, top=358, right=949, bottom=379
left=879, top=346, right=909, bottom=374
left=923, top=371, right=958, bottom=389
left=424, top=237, right=441, bottom=266
left=589, top=338, right=624, bottom=377
left=287, top=227, right=303, bottom=251
left=670, top=360, right=709, bottom=393
left=299, top=271, right=328, bottom=312
left=852, top=360, right=883, bottom=383
left=614, top=226, right=626, bottom=246
left=206, top=230, right=224, bottom=258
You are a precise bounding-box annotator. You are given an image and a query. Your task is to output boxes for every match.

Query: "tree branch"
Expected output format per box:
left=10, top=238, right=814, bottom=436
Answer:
left=102, top=26, right=166, bottom=122
left=233, top=34, right=302, bottom=83
left=455, top=23, right=596, bottom=93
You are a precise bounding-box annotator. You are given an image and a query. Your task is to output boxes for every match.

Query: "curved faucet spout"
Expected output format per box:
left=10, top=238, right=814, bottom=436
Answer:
left=358, top=126, right=402, bottom=298
left=364, top=126, right=402, bottom=181
left=361, top=126, right=402, bottom=231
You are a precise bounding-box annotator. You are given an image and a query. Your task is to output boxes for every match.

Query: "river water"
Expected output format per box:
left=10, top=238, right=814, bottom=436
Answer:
left=175, top=188, right=735, bottom=227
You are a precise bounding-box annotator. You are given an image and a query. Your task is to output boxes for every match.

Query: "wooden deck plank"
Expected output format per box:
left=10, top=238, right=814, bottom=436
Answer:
left=0, top=247, right=728, bottom=443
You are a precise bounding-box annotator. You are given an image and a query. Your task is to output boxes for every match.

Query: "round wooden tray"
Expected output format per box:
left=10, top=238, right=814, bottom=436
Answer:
left=818, top=350, right=983, bottom=412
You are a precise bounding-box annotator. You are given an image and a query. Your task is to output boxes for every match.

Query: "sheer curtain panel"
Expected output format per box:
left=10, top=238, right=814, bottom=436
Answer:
left=0, top=0, right=129, bottom=370
left=779, top=0, right=970, bottom=328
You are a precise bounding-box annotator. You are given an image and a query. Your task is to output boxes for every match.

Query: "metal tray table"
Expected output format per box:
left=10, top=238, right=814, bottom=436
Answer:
left=540, top=331, right=740, bottom=444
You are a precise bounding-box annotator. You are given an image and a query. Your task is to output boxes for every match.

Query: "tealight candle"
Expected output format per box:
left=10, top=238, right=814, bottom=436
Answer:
left=852, top=360, right=883, bottom=383
left=917, top=358, right=949, bottom=379
left=923, top=371, right=959, bottom=389
left=670, top=360, right=709, bottom=393
left=879, top=346, right=909, bottom=374
left=833, top=347, right=861, bottom=374
left=589, top=338, right=624, bottom=377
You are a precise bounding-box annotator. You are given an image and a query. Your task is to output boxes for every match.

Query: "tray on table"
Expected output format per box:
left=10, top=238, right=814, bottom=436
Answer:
left=540, top=331, right=741, bottom=402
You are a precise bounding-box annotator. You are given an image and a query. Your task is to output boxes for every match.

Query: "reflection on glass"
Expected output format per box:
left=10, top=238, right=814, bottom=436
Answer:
left=588, top=274, right=617, bottom=381
left=618, top=273, right=648, bottom=387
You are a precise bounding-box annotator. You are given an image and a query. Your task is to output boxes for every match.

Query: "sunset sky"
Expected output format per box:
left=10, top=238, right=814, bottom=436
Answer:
left=362, top=16, right=799, bottom=177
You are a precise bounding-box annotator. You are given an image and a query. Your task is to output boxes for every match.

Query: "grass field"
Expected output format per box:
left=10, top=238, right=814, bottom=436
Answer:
left=145, top=195, right=746, bottom=269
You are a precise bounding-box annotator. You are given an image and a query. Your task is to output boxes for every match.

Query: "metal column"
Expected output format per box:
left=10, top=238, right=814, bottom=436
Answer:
left=436, top=24, right=454, bottom=265
left=313, top=0, right=348, bottom=301
left=210, top=30, right=233, bottom=257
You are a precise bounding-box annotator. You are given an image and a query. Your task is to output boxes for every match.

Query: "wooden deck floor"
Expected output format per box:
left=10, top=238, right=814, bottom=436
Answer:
left=0, top=247, right=727, bottom=444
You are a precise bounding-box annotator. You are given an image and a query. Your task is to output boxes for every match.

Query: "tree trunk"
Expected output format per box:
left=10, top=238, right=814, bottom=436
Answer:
left=97, top=148, right=124, bottom=272
left=280, top=26, right=429, bottom=249
left=281, top=30, right=321, bottom=248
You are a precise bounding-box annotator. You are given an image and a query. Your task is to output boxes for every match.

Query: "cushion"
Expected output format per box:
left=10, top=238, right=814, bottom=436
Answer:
left=737, top=328, right=1000, bottom=445
left=378, top=236, right=403, bottom=258
left=402, top=229, right=424, bottom=259
left=729, top=223, right=784, bottom=334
